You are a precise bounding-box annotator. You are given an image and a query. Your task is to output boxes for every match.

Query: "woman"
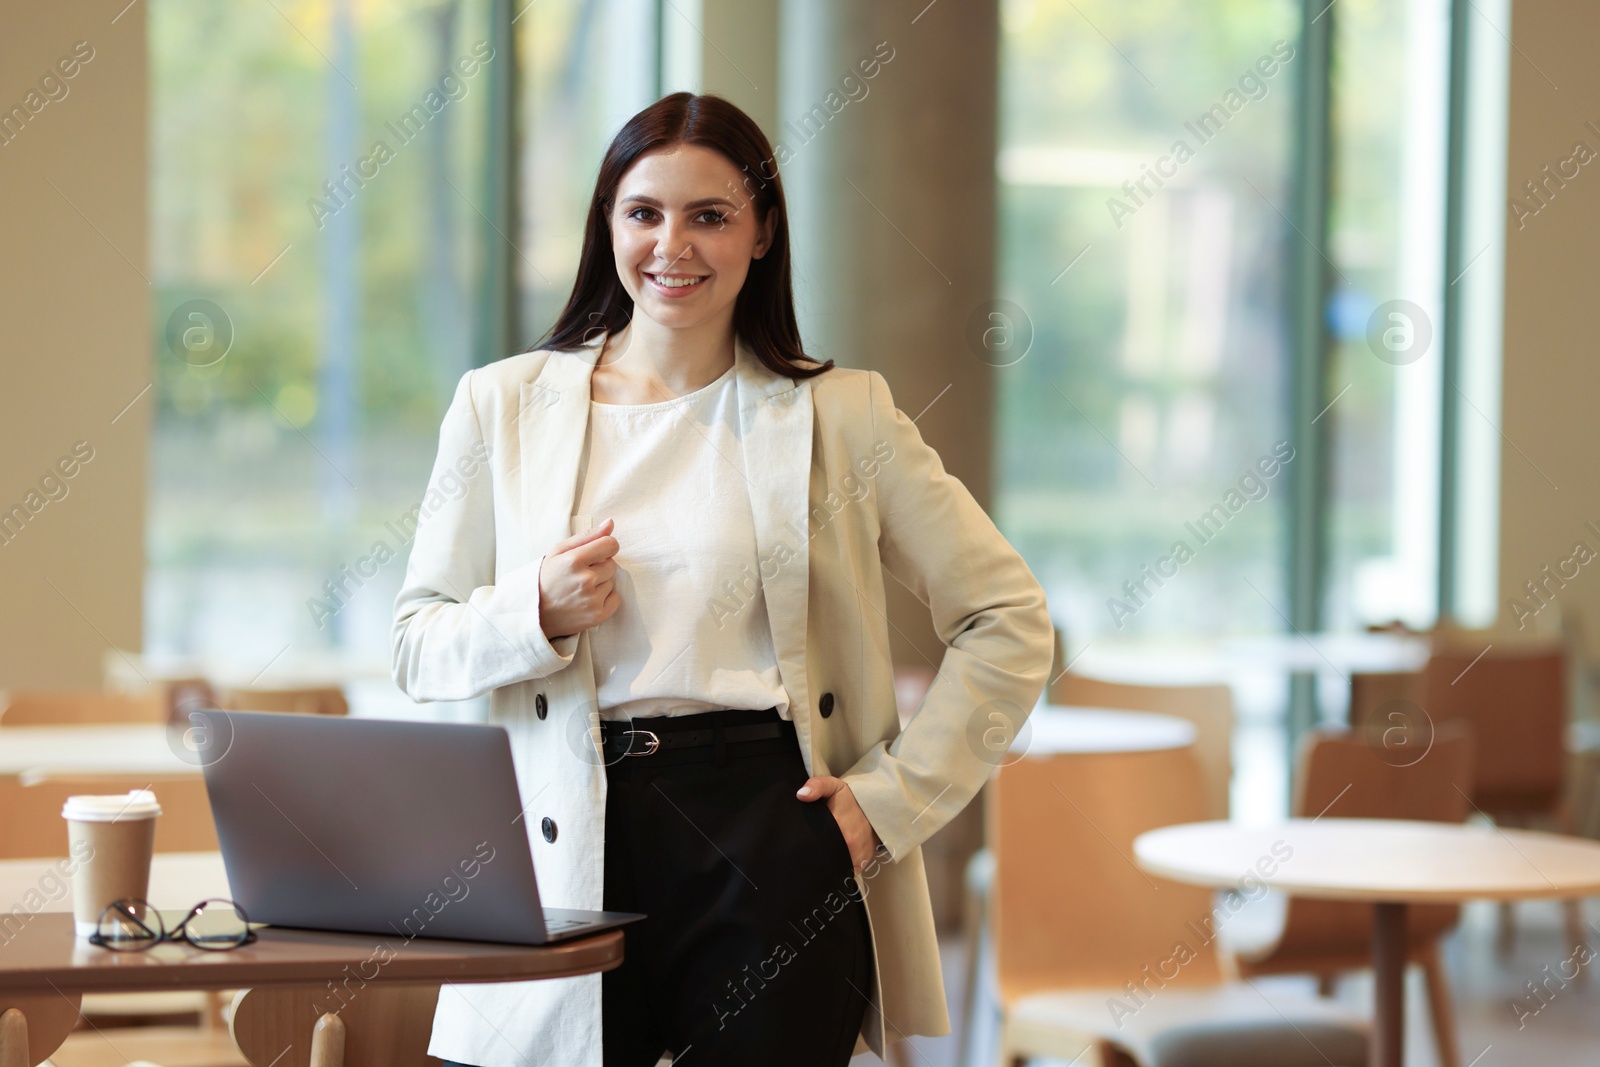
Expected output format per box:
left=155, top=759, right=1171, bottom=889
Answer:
left=393, top=91, right=1052, bottom=1067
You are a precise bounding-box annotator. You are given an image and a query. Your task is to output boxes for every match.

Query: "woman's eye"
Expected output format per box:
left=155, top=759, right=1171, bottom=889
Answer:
left=623, top=207, right=725, bottom=224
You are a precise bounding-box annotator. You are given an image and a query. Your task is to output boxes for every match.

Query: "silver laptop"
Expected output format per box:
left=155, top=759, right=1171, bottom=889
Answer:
left=192, top=709, right=644, bottom=945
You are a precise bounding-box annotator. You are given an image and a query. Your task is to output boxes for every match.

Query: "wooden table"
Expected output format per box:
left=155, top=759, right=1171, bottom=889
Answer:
left=0, top=912, right=621, bottom=995
left=1025, top=704, right=1197, bottom=756
left=1134, top=818, right=1600, bottom=1067
left=1219, top=631, right=1430, bottom=675
left=0, top=853, right=621, bottom=1065
left=0, top=725, right=198, bottom=777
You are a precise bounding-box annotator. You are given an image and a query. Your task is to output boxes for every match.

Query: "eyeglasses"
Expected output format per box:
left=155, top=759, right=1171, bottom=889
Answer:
left=88, top=898, right=257, bottom=952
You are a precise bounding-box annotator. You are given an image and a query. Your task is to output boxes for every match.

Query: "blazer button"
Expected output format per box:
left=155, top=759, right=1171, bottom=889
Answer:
left=541, top=817, right=557, bottom=843
left=819, top=692, right=834, bottom=719
left=535, top=693, right=548, bottom=720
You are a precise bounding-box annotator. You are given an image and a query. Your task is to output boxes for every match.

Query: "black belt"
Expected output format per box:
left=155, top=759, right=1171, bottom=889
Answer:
left=598, top=711, right=790, bottom=761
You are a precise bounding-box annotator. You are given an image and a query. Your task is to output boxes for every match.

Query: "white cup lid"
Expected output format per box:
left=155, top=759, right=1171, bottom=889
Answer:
left=61, top=789, right=162, bottom=822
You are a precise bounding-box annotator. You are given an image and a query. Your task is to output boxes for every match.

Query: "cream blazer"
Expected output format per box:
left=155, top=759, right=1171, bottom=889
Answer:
left=392, top=332, right=1053, bottom=1065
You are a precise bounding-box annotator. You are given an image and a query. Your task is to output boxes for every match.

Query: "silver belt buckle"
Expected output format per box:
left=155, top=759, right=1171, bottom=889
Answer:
left=622, top=728, right=660, bottom=757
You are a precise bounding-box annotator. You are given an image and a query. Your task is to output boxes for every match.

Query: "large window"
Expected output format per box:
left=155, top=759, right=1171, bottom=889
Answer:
left=147, top=0, right=660, bottom=709
left=1324, top=0, right=1450, bottom=633
left=995, top=0, right=1298, bottom=644
left=1323, top=0, right=1506, bottom=633
left=148, top=0, right=499, bottom=693
left=515, top=0, right=658, bottom=342
left=995, top=0, right=1506, bottom=817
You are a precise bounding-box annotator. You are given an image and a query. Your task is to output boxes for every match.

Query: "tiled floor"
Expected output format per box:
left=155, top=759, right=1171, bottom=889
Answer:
left=852, top=896, right=1600, bottom=1066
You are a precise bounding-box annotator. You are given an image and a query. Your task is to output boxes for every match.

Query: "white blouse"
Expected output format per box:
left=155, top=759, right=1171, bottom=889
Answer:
left=571, top=362, right=791, bottom=722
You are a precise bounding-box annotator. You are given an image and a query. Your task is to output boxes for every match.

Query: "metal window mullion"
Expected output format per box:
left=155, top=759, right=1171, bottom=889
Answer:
left=474, top=0, right=520, bottom=367
left=1437, top=0, right=1471, bottom=620
left=1285, top=0, right=1337, bottom=768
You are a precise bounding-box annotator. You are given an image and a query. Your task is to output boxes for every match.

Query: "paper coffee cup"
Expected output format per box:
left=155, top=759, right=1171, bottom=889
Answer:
left=62, top=790, right=162, bottom=939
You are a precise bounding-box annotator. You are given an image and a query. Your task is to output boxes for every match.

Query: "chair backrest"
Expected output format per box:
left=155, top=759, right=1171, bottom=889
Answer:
left=1420, top=642, right=1565, bottom=814
left=1260, top=726, right=1473, bottom=966
left=230, top=984, right=441, bottom=1067
left=218, top=686, right=349, bottom=717
left=1293, top=725, right=1473, bottom=823
left=0, top=690, right=166, bottom=727
left=1347, top=671, right=1424, bottom=732
left=989, top=745, right=1223, bottom=1003
left=0, top=773, right=218, bottom=859
left=1051, top=672, right=1234, bottom=820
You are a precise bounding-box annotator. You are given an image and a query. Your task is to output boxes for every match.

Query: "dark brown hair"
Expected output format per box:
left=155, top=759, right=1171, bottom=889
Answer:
left=529, top=92, right=832, bottom=380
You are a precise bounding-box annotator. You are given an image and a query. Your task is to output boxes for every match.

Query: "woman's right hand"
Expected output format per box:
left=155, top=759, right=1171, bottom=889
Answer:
left=538, top=519, right=622, bottom=639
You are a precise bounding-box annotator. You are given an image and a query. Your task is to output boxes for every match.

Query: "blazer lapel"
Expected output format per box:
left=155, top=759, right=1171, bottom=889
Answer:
left=733, top=337, right=815, bottom=750
left=516, top=336, right=602, bottom=557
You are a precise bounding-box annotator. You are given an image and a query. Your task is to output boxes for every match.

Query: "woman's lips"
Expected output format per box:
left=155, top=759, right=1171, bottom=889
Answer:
left=643, top=272, right=708, bottom=297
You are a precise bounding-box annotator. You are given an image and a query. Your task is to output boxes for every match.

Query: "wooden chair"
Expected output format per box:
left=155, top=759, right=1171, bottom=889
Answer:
left=216, top=686, right=349, bottom=718
left=0, top=690, right=166, bottom=727
left=1418, top=639, right=1585, bottom=954
left=1421, top=641, right=1564, bottom=817
left=1553, top=605, right=1600, bottom=840
left=100, top=648, right=223, bottom=729
left=1050, top=673, right=1235, bottom=820
left=1233, top=726, right=1473, bottom=1067
left=1346, top=671, right=1424, bottom=732
left=989, top=746, right=1368, bottom=1067
left=228, top=983, right=442, bottom=1066
left=0, top=773, right=218, bottom=859
left=47, top=1023, right=245, bottom=1067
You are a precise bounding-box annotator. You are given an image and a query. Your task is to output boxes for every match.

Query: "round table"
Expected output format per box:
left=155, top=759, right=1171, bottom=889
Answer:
left=0, top=725, right=199, bottom=776
left=1219, top=631, right=1430, bottom=675
left=1134, top=818, right=1600, bottom=1067
left=1024, top=704, right=1197, bottom=756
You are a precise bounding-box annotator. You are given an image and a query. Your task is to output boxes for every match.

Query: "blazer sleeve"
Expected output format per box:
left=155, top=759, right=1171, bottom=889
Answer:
left=839, top=370, right=1055, bottom=863
left=391, top=368, right=578, bottom=703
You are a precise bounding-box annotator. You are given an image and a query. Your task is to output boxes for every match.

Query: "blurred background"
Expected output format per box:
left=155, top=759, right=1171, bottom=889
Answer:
left=9, top=0, right=1600, bottom=1060
left=5, top=0, right=1545, bottom=808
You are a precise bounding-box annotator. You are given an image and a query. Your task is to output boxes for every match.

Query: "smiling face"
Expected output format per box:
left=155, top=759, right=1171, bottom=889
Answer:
left=607, top=144, right=775, bottom=333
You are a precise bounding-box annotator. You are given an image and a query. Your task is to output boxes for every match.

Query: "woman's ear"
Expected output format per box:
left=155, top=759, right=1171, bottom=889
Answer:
left=752, top=208, right=777, bottom=260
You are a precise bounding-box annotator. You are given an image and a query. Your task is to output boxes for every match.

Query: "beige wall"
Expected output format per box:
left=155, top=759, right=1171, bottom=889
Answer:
left=0, top=4, right=148, bottom=687
left=698, top=0, right=780, bottom=138
left=1498, top=1, right=1600, bottom=647
left=779, top=0, right=1001, bottom=672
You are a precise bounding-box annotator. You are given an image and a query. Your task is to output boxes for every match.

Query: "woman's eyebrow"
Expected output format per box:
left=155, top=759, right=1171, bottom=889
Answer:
left=618, top=194, right=737, bottom=210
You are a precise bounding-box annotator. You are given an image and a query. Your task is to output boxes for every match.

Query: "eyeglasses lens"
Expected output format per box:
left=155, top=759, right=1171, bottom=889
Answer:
left=183, top=899, right=251, bottom=949
left=95, top=900, right=162, bottom=951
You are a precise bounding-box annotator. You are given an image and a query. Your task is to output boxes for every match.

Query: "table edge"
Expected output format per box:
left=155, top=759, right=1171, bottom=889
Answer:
left=0, top=929, right=625, bottom=996
left=1134, top=819, right=1600, bottom=903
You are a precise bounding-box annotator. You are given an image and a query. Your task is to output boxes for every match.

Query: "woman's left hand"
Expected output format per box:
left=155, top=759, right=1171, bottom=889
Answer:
left=796, top=776, right=883, bottom=872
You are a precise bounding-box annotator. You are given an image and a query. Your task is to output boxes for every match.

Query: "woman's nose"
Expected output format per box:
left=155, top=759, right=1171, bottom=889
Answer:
left=653, top=220, right=695, bottom=266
